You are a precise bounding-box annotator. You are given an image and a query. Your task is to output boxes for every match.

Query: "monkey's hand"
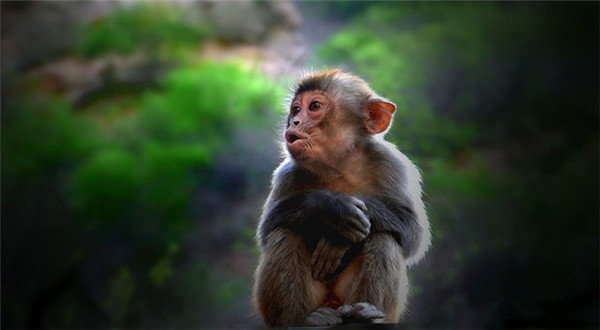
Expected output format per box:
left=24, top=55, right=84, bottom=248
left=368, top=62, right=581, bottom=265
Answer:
left=338, top=302, right=385, bottom=324
left=311, top=238, right=350, bottom=280
left=324, top=195, right=371, bottom=243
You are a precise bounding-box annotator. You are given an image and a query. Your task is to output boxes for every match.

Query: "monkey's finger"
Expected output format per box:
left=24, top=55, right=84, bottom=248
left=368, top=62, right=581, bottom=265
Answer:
left=311, top=256, right=324, bottom=279
left=304, top=307, right=343, bottom=326
left=337, top=304, right=353, bottom=315
left=357, top=303, right=385, bottom=318
left=340, top=302, right=385, bottom=323
left=312, top=240, right=329, bottom=280
left=357, top=306, right=385, bottom=323
left=340, top=228, right=363, bottom=242
left=321, top=249, right=342, bottom=279
left=350, top=209, right=371, bottom=235
left=339, top=302, right=363, bottom=318
left=322, top=250, right=342, bottom=277
left=314, top=254, right=331, bottom=280
left=347, top=205, right=369, bottom=226
left=311, top=238, right=326, bottom=266
left=311, top=257, right=324, bottom=280
left=312, top=238, right=331, bottom=262
left=343, top=213, right=370, bottom=239
left=342, top=227, right=367, bottom=242
left=355, top=208, right=371, bottom=230
left=320, top=245, right=346, bottom=279
left=352, top=197, right=368, bottom=212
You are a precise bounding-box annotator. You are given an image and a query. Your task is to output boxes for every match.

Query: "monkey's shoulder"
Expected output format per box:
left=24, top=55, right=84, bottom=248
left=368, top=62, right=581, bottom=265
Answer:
left=271, top=157, right=320, bottom=192
left=368, top=140, right=418, bottom=174
left=365, top=140, right=423, bottom=193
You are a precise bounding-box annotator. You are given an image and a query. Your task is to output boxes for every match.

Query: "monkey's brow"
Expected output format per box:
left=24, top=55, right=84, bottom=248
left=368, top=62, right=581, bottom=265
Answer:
left=295, top=76, right=334, bottom=96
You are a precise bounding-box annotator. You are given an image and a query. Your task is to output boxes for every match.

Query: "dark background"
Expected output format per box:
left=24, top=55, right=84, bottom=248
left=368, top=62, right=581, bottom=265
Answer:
left=2, top=1, right=598, bottom=328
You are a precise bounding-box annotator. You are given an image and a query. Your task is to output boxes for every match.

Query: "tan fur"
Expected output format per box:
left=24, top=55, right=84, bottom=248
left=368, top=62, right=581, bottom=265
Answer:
left=253, top=229, right=326, bottom=327
left=342, top=234, right=408, bottom=321
left=253, top=70, right=430, bottom=327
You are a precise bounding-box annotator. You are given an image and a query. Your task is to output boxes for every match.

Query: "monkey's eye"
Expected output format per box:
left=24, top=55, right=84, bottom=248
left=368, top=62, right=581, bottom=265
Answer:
left=309, top=101, right=322, bottom=111
left=290, top=106, right=300, bottom=116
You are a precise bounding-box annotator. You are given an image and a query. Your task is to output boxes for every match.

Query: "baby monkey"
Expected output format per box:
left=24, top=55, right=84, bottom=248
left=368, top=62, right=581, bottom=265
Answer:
left=253, top=70, right=430, bottom=327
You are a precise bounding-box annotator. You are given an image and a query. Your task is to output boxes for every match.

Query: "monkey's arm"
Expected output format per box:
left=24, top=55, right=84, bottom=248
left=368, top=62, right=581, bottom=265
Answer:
left=258, top=190, right=370, bottom=250
left=359, top=196, right=423, bottom=261
left=306, top=194, right=425, bottom=279
left=307, top=194, right=424, bottom=280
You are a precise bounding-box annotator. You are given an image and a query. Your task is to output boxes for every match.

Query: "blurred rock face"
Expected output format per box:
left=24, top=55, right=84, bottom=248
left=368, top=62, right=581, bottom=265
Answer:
left=197, top=0, right=307, bottom=78
left=0, top=1, right=305, bottom=69
left=201, top=0, right=302, bottom=43
left=1, top=1, right=117, bottom=74
left=2, top=0, right=306, bottom=106
left=18, top=53, right=164, bottom=107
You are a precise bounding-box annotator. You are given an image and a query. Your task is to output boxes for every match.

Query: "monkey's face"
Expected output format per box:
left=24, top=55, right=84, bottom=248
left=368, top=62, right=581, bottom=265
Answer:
left=285, top=90, right=355, bottom=167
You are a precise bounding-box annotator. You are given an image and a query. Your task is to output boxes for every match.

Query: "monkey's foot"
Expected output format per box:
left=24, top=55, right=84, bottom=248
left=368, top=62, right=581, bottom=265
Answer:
left=337, top=302, right=385, bottom=324
left=304, top=307, right=343, bottom=326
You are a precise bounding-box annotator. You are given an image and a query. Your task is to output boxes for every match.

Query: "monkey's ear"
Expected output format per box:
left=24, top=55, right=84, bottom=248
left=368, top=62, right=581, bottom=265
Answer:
left=365, top=99, right=396, bottom=134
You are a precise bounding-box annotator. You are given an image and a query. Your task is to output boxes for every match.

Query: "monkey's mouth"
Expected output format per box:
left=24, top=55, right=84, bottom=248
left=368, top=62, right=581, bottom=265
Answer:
left=287, top=133, right=300, bottom=143
left=285, top=130, right=307, bottom=145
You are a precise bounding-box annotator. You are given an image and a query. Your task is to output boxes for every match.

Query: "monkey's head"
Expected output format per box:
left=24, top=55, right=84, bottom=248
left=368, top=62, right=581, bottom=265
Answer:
left=284, top=70, right=396, bottom=169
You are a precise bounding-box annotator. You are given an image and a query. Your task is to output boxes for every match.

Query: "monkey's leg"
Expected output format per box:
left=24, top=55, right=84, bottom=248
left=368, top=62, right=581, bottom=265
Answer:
left=341, top=233, right=409, bottom=323
left=253, top=228, right=328, bottom=327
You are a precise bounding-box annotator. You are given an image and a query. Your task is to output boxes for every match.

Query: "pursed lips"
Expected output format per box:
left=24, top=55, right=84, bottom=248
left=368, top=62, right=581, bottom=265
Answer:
left=285, top=129, right=308, bottom=145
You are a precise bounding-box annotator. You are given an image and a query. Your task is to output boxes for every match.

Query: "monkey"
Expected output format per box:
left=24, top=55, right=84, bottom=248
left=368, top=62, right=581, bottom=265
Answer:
left=252, top=70, right=430, bottom=328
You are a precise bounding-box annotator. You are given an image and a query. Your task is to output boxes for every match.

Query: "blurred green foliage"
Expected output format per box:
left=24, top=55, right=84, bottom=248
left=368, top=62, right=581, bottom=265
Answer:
left=77, top=3, right=210, bottom=57
left=2, top=98, right=99, bottom=184
left=70, top=147, right=142, bottom=223
left=3, top=4, right=284, bottom=323
left=103, top=268, right=135, bottom=324
left=3, top=58, right=282, bottom=327
left=140, top=63, right=277, bottom=144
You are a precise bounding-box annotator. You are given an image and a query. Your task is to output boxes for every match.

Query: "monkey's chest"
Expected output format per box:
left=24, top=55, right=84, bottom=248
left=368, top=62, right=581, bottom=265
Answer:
left=319, top=176, right=373, bottom=195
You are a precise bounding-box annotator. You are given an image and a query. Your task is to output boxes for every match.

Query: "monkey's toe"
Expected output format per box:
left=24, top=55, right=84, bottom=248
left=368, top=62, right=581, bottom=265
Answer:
left=338, top=302, right=385, bottom=323
left=304, top=307, right=343, bottom=326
